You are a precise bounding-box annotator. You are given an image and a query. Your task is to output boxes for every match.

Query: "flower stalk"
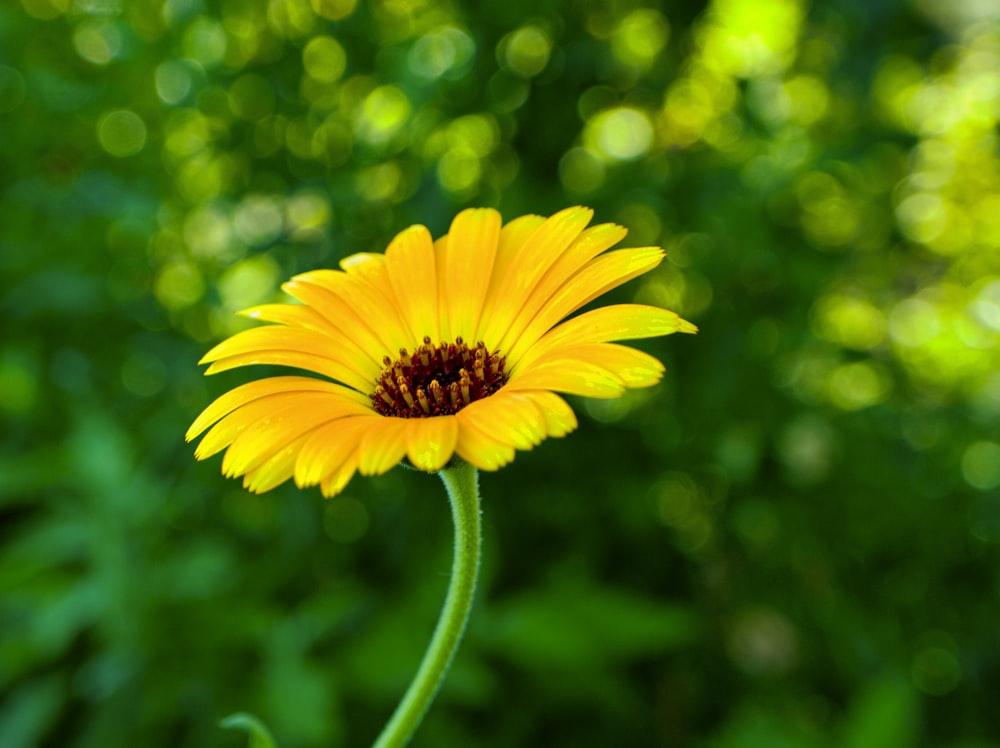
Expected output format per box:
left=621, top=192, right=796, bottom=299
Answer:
left=373, top=461, right=482, bottom=748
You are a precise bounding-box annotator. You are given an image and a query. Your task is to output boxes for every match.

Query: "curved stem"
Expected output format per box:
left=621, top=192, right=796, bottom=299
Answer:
left=373, top=462, right=482, bottom=748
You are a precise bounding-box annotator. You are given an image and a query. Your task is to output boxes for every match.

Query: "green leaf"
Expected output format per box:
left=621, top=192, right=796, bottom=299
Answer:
left=220, top=713, right=279, bottom=748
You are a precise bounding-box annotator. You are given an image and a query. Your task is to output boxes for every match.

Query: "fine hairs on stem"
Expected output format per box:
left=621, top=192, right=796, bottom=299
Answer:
left=372, top=461, right=482, bottom=748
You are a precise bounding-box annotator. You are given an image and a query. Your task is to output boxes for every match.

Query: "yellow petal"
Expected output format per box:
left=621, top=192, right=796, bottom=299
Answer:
left=513, top=304, right=695, bottom=375
left=405, top=416, right=459, bottom=472
left=186, top=376, right=366, bottom=441
left=241, top=432, right=311, bottom=494
left=333, top=257, right=403, bottom=317
left=527, top=343, right=665, bottom=388
left=438, top=208, right=501, bottom=342
left=458, top=392, right=546, bottom=450
left=221, top=394, right=371, bottom=477
left=505, top=247, right=665, bottom=365
left=283, top=271, right=409, bottom=360
left=204, top=353, right=369, bottom=394
left=199, top=325, right=364, bottom=370
left=435, top=234, right=451, bottom=339
left=478, top=207, right=593, bottom=349
left=495, top=222, right=626, bottom=354
left=320, top=450, right=360, bottom=497
left=384, top=225, right=440, bottom=342
left=296, top=416, right=375, bottom=487
left=522, top=390, right=578, bottom=437
left=195, top=390, right=366, bottom=460
left=239, top=303, right=343, bottom=338
left=335, top=255, right=409, bottom=342
left=357, top=416, right=409, bottom=475
left=199, top=326, right=377, bottom=392
left=339, top=251, right=386, bottom=278
left=505, top=360, right=626, bottom=398
left=454, top=416, right=516, bottom=471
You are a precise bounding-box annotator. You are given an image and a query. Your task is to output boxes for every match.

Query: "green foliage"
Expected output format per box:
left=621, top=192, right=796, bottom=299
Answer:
left=221, top=714, right=279, bottom=748
left=3, top=0, right=1000, bottom=746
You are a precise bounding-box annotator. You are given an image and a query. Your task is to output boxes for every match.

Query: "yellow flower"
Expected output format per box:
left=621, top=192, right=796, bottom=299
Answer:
left=186, top=206, right=696, bottom=496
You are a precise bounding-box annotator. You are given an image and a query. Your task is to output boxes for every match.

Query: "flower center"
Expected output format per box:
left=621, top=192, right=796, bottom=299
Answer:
left=371, top=336, right=508, bottom=418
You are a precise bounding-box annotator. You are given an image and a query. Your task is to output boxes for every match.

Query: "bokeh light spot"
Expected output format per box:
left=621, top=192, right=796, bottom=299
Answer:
left=182, top=17, right=228, bottom=68
left=356, top=161, right=403, bottom=202
left=812, top=294, right=887, bottom=350
left=155, top=261, right=205, bottom=310
left=409, top=26, right=475, bottom=79
left=784, top=74, right=830, bottom=125
left=971, top=280, right=1000, bottom=331
left=356, top=85, right=411, bottom=144
left=164, top=110, right=211, bottom=160
left=585, top=107, right=654, bottom=161
left=638, top=266, right=713, bottom=319
left=616, top=203, right=662, bottom=246
left=559, top=147, right=605, bottom=194
left=501, top=26, right=551, bottom=78
left=156, top=60, right=195, bottom=105
left=233, top=195, right=284, bottom=247
left=583, top=393, right=635, bottom=423
left=98, top=110, right=148, bottom=157
left=437, top=148, right=481, bottom=194
left=446, top=114, right=498, bottom=157
left=700, top=0, right=803, bottom=78
left=268, top=0, right=317, bottom=38
left=827, top=361, right=893, bottom=411
left=218, top=254, right=280, bottom=312
left=286, top=190, right=331, bottom=240
left=612, top=9, right=669, bottom=69
left=303, top=36, right=347, bottom=83
left=727, top=608, right=799, bottom=676
left=888, top=298, right=942, bottom=347
left=72, top=21, right=123, bottom=66
left=183, top=205, right=234, bottom=259
left=897, top=192, right=948, bottom=246
left=961, top=441, right=1000, bottom=491
left=20, top=0, right=69, bottom=20
left=310, top=0, right=356, bottom=20
left=777, top=415, right=836, bottom=486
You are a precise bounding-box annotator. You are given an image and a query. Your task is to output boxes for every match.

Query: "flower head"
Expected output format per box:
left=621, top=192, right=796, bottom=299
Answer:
left=186, top=206, right=696, bottom=496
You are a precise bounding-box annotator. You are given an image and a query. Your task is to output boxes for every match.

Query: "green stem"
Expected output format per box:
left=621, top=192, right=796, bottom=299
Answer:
left=372, top=462, right=482, bottom=748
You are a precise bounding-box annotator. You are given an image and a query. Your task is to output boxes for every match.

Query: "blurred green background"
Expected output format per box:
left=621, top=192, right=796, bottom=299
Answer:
left=3, top=0, right=1000, bottom=746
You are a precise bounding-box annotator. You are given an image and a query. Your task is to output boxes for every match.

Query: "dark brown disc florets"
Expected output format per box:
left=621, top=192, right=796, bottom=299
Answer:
left=371, top=336, right=508, bottom=417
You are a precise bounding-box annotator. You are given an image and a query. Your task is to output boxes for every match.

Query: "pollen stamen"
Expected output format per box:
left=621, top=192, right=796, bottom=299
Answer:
left=370, top=338, right=509, bottom=418
left=459, top=370, right=471, bottom=404
left=429, top=380, right=446, bottom=407
left=416, top=387, right=432, bottom=415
